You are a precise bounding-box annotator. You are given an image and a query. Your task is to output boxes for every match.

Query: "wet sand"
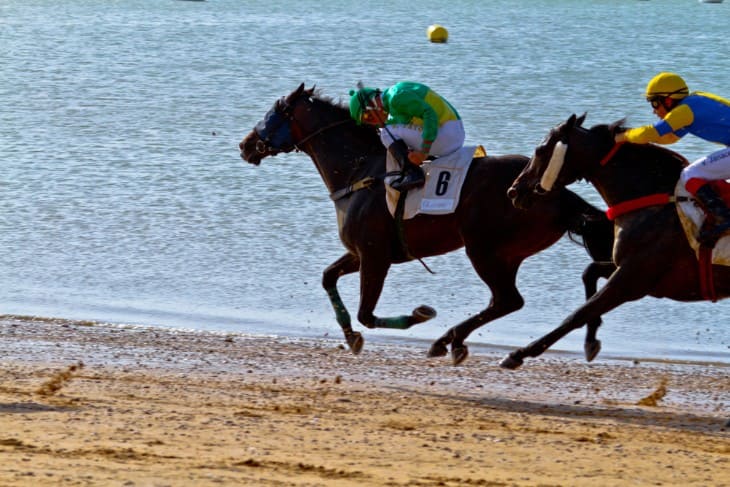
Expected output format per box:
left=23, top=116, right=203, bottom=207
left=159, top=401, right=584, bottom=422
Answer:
left=0, top=315, right=727, bottom=486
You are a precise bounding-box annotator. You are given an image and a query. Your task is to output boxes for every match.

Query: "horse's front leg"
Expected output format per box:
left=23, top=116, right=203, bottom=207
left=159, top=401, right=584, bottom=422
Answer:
left=500, top=265, right=640, bottom=369
left=582, top=261, right=616, bottom=361
left=357, top=257, right=436, bottom=331
left=322, top=253, right=362, bottom=354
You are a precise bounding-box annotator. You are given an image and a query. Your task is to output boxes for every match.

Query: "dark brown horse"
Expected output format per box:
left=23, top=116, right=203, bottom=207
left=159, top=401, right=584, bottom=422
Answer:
left=504, top=113, right=730, bottom=369
left=239, top=84, right=614, bottom=365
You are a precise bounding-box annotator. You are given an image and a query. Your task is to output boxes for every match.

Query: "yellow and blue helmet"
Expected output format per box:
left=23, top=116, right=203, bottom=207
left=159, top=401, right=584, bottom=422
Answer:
left=645, top=72, right=689, bottom=100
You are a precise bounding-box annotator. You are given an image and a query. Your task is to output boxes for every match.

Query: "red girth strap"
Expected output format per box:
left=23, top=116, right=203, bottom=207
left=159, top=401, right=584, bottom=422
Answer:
left=606, top=193, right=673, bottom=220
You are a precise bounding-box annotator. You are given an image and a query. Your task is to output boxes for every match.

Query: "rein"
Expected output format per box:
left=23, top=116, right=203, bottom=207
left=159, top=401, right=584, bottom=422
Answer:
left=294, top=118, right=350, bottom=149
left=599, top=141, right=625, bottom=166
left=289, top=115, right=377, bottom=202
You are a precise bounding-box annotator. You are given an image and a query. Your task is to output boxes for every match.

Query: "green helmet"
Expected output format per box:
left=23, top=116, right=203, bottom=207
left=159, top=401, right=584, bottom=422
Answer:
left=349, top=87, right=379, bottom=124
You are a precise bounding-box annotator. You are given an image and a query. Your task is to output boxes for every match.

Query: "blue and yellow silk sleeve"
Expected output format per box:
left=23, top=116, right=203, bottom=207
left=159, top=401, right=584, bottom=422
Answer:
left=624, top=104, right=694, bottom=145
left=623, top=125, right=681, bottom=145
left=660, top=104, right=694, bottom=134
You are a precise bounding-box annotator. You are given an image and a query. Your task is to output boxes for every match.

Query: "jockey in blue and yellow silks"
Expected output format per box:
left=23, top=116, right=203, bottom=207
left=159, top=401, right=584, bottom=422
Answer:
left=616, top=72, right=730, bottom=244
left=349, top=81, right=465, bottom=192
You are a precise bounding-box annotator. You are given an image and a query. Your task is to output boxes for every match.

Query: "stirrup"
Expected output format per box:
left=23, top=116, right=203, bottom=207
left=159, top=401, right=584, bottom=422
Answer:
left=390, top=171, right=425, bottom=192
left=698, top=221, right=730, bottom=247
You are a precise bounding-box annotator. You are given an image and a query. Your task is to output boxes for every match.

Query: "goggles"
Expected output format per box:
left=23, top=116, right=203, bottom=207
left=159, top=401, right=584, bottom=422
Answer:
left=647, top=97, right=664, bottom=109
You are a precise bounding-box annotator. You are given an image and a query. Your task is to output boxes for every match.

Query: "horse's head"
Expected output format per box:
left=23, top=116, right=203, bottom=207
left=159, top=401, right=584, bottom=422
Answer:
left=507, top=114, right=586, bottom=208
left=508, top=113, right=623, bottom=209
left=240, top=83, right=310, bottom=165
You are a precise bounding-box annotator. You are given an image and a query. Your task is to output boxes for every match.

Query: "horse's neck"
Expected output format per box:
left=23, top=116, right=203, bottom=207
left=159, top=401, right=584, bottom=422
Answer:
left=591, top=146, right=682, bottom=206
left=304, top=135, right=382, bottom=195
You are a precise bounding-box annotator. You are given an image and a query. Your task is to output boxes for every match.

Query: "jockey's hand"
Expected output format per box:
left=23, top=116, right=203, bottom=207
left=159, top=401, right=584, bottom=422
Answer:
left=408, top=150, right=427, bottom=165
left=614, top=132, right=627, bottom=144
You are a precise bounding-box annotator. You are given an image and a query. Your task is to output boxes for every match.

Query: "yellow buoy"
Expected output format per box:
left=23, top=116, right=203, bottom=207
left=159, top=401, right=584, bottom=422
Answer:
left=427, top=24, right=448, bottom=43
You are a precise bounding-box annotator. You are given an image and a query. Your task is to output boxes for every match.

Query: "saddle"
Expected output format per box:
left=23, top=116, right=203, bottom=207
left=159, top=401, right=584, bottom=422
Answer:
left=676, top=179, right=730, bottom=264
left=384, top=146, right=485, bottom=220
left=676, top=179, right=730, bottom=301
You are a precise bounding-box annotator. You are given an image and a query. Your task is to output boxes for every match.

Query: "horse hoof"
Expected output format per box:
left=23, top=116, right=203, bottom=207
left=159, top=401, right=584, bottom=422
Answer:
left=412, top=305, right=437, bottom=323
left=451, top=345, right=469, bottom=366
left=499, top=354, right=523, bottom=370
left=584, top=339, right=602, bottom=362
left=347, top=332, right=364, bottom=355
left=427, top=341, right=448, bottom=358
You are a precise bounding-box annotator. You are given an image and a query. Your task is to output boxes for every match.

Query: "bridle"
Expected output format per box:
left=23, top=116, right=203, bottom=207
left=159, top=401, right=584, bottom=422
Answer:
left=254, top=94, right=349, bottom=155
left=253, top=91, right=377, bottom=202
left=535, top=126, right=621, bottom=194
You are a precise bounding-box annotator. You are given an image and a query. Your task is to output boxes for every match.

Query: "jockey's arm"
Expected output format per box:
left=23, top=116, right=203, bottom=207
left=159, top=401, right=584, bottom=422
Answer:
left=623, top=105, right=693, bottom=145
left=622, top=125, right=682, bottom=145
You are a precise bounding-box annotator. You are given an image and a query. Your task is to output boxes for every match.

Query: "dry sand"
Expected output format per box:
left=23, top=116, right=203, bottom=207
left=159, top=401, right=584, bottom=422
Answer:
left=0, top=315, right=727, bottom=486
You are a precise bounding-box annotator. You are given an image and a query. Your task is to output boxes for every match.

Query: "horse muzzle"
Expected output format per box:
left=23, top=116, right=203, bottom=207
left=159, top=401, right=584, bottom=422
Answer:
left=239, top=132, right=264, bottom=165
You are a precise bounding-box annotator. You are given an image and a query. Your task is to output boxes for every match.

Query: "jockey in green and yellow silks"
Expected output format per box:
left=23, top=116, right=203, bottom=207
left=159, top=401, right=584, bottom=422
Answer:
left=616, top=72, right=730, bottom=244
left=349, top=81, right=465, bottom=192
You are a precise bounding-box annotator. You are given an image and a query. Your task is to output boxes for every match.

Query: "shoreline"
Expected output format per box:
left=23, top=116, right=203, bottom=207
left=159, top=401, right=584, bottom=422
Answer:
left=4, top=312, right=729, bottom=368
left=0, top=315, right=727, bottom=486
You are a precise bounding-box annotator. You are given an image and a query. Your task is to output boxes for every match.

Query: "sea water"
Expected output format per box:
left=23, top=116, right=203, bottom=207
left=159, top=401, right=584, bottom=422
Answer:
left=2, top=0, right=729, bottom=363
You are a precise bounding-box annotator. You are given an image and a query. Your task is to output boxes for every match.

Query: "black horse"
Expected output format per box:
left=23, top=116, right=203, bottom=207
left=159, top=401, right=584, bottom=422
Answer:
left=504, top=113, right=730, bottom=369
left=239, top=84, right=614, bottom=364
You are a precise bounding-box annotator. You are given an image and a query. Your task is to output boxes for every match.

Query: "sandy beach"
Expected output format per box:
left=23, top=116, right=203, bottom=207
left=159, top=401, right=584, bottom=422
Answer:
left=0, top=315, right=727, bottom=486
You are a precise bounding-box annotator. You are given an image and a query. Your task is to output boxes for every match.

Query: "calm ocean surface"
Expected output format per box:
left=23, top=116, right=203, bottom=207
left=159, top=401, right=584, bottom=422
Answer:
left=2, top=0, right=729, bottom=364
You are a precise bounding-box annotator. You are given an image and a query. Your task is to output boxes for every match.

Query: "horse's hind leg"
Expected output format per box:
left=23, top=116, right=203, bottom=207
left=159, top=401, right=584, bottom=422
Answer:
left=582, top=261, right=616, bottom=361
left=429, top=255, right=523, bottom=365
left=323, top=253, right=362, bottom=354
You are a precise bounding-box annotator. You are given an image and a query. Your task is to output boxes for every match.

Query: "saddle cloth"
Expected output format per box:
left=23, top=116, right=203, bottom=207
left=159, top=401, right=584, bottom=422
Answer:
left=676, top=179, right=730, bottom=265
left=385, top=145, right=484, bottom=220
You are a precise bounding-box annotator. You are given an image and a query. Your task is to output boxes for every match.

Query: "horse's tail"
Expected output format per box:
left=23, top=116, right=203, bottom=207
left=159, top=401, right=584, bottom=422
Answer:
left=560, top=189, right=614, bottom=262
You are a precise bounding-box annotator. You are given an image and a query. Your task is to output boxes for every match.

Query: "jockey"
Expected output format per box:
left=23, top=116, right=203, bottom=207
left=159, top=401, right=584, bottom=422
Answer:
left=615, top=72, right=730, bottom=244
left=349, top=81, right=465, bottom=192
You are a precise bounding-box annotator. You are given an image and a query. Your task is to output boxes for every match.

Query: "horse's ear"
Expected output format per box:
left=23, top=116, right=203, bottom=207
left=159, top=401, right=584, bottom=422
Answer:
left=287, top=82, right=316, bottom=104
left=286, top=83, right=306, bottom=104
left=576, top=112, right=587, bottom=127
left=305, top=85, right=316, bottom=97
left=609, top=118, right=628, bottom=135
left=566, top=113, right=583, bottom=130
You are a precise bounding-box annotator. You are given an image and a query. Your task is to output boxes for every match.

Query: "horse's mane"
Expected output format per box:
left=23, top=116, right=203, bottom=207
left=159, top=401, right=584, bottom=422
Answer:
left=589, top=119, right=688, bottom=171
left=308, top=89, right=384, bottom=150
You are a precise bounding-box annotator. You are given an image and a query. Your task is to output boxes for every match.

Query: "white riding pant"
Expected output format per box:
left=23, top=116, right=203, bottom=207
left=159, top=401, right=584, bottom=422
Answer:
left=680, top=146, right=730, bottom=189
left=379, top=120, right=465, bottom=157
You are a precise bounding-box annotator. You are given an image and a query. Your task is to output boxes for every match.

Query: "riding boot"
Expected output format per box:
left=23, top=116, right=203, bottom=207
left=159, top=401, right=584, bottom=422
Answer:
left=391, top=162, right=425, bottom=192
left=388, top=139, right=425, bottom=192
left=694, top=184, right=730, bottom=245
